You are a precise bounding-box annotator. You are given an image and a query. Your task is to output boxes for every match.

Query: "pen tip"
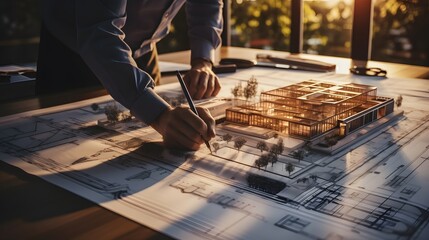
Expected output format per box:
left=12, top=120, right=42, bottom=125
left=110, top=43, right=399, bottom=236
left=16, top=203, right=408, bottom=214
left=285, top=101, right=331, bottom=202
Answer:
left=204, top=141, right=212, bottom=154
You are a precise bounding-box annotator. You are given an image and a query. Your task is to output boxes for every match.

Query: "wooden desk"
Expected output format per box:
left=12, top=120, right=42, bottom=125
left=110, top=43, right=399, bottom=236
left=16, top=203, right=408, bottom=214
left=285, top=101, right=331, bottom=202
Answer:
left=160, top=46, right=429, bottom=79
left=1, top=47, right=428, bottom=117
left=1, top=47, right=428, bottom=239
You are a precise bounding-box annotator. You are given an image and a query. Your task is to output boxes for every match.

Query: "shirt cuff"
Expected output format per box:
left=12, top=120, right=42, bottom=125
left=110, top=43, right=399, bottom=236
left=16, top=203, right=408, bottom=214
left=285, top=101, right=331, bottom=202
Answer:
left=130, top=87, right=170, bottom=125
left=190, top=39, right=216, bottom=64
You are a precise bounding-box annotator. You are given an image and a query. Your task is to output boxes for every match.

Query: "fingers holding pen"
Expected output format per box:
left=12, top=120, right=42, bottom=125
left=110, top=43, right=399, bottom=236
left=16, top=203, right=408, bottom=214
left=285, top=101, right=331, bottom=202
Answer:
left=168, top=107, right=215, bottom=150
left=196, top=107, right=216, bottom=139
left=156, top=69, right=217, bottom=150
left=151, top=107, right=215, bottom=150
left=164, top=121, right=203, bottom=150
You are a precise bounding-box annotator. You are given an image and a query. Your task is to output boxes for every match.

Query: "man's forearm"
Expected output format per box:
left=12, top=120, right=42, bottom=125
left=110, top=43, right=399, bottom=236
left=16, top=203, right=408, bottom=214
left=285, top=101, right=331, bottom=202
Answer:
left=186, top=0, right=223, bottom=63
left=75, top=0, right=170, bottom=125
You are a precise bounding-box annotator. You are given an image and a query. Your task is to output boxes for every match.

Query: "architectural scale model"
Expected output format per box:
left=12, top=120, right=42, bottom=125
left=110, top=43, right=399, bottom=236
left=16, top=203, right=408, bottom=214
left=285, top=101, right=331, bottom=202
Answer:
left=225, top=80, right=394, bottom=140
left=1, top=69, right=428, bottom=240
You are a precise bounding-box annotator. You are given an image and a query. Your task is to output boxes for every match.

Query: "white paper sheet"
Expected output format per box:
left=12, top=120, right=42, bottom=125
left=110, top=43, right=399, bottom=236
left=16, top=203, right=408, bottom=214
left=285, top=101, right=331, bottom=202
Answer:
left=1, top=68, right=428, bottom=239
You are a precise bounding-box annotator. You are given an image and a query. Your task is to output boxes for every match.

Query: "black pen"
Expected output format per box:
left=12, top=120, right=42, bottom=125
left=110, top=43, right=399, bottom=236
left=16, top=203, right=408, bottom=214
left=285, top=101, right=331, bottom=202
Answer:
left=175, top=71, right=212, bottom=153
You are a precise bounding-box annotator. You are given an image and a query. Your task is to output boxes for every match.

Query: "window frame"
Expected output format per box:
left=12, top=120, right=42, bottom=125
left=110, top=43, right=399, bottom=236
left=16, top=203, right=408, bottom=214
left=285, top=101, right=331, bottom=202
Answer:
left=224, top=0, right=374, bottom=60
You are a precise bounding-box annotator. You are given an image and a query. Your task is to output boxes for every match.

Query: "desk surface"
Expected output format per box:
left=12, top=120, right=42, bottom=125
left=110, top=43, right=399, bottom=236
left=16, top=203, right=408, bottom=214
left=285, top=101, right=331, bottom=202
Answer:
left=1, top=47, right=428, bottom=118
left=161, top=46, right=429, bottom=79
left=1, top=47, right=429, bottom=240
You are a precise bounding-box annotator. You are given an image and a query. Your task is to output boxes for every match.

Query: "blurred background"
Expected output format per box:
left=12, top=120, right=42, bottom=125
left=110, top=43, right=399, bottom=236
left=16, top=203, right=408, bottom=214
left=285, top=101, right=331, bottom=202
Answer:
left=0, top=0, right=428, bottom=66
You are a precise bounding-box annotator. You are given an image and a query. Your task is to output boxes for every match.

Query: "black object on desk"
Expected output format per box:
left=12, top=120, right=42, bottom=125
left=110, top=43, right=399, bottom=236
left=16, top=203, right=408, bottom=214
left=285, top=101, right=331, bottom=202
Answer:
left=175, top=71, right=213, bottom=153
left=220, top=53, right=336, bottom=72
left=350, top=66, right=387, bottom=77
left=219, top=58, right=256, bottom=69
left=212, top=64, right=237, bottom=74
left=220, top=58, right=305, bottom=71
left=256, top=54, right=336, bottom=72
left=0, top=69, right=37, bottom=101
left=0, top=69, right=36, bottom=83
left=162, top=64, right=236, bottom=76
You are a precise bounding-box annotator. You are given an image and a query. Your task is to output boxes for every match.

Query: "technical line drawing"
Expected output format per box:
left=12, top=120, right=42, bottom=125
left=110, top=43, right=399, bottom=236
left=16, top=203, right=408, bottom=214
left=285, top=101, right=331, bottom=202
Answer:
left=1, top=70, right=429, bottom=240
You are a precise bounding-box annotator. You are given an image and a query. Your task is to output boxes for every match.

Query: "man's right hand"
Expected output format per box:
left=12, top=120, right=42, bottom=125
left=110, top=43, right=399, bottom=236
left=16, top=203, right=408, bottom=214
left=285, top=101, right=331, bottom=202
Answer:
left=150, top=106, right=216, bottom=150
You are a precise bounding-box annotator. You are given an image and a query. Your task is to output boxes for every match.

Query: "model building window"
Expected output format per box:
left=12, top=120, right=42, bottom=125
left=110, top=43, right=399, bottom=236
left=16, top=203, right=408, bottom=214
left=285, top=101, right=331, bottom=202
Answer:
left=225, top=80, right=395, bottom=140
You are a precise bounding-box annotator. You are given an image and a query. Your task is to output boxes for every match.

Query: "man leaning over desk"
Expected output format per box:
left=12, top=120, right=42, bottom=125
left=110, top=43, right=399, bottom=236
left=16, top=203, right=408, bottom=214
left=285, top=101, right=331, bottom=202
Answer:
left=36, top=0, right=223, bottom=150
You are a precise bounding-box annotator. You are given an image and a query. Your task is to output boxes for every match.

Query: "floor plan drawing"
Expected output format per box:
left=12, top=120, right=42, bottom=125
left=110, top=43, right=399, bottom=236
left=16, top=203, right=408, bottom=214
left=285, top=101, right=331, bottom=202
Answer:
left=1, top=68, right=428, bottom=239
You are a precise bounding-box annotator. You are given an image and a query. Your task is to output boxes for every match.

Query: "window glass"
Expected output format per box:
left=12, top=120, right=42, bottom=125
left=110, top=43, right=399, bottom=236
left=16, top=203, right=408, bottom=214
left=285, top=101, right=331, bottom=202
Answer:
left=372, top=0, right=429, bottom=66
left=2, top=1, right=428, bottom=67
left=231, top=0, right=292, bottom=51
left=303, top=0, right=354, bottom=57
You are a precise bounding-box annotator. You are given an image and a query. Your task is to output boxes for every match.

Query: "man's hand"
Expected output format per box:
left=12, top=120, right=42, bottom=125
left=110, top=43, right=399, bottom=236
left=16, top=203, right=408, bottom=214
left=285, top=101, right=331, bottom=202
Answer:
left=150, top=106, right=216, bottom=150
left=183, top=58, right=221, bottom=100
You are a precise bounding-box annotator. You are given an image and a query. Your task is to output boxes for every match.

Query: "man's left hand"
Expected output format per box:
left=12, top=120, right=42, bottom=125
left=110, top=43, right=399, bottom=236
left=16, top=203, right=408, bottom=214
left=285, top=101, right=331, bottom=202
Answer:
left=183, top=58, right=221, bottom=100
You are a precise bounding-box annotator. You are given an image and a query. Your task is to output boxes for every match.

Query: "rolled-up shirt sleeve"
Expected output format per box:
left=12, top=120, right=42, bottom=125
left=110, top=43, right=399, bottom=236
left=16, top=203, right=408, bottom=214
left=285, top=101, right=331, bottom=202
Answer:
left=186, top=0, right=223, bottom=63
left=75, top=0, right=170, bottom=124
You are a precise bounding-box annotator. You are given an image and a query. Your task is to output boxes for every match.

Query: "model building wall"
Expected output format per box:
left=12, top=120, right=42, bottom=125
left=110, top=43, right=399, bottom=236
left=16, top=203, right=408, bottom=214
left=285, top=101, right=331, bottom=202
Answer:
left=225, top=80, right=394, bottom=139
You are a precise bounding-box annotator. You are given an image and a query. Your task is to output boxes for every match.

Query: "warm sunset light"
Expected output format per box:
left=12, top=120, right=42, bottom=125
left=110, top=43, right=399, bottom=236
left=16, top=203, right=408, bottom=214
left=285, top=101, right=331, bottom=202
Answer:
left=1, top=1, right=428, bottom=240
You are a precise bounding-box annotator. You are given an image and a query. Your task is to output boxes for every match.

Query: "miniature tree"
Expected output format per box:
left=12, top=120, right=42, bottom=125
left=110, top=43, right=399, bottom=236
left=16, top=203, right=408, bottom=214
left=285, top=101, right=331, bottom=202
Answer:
left=231, top=83, right=243, bottom=98
left=212, top=142, right=220, bottom=154
left=268, top=152, right=278, bottom=167
left=325, top=136, right=338, bottom=150
left=168, top=94, right=187, bottom=107
left=254, top=159, right=263, bottom=170
left=270, top=138, right=284, bottom=157
left=286, top=162, right=295, bottom=176
left=170, top=98, right=180, bottom=107
left=255, top=154, right=269, bottom=170
left=292, top=149, right=305, bottom=162
left=91, top=103, right=100, bottom=112
left=222, top=133, right=233, bottom=143
left=297, top=177, right=308, bottom=184
left=299, top=150, right=305, bottom=162
left=120, top=112, right=132, bottom=122
left=276, top=138, right=284, bottom=155
left=269, top=145, right=279, bottom=157
left=256, top=141, right=269, bottom=154
left=177, top=94, right=187, bottom=105
left=104, top=104, right=121, bottom=123
left=243, top=76, right=258, bottom=101
left=243, top=85, right=253, bottom=101
left=396, top=94, right=403, bottom=107
left=260, top=154, right=269, bottom=169
left=233, top=137, right=247, bottom=152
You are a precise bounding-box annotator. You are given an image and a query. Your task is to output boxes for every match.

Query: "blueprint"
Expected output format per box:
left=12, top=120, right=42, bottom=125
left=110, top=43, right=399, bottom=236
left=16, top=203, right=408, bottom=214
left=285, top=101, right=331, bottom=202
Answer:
left=1, top=68, right=428, bottom=239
